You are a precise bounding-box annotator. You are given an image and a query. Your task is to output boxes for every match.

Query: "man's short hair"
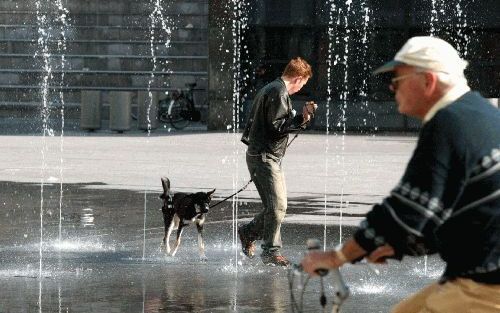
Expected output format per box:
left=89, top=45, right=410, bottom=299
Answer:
left=282, top=57, right=313, bottom=79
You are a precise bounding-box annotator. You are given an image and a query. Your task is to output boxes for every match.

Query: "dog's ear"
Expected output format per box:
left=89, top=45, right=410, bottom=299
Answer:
left=161, top=177, right=170, bottom=193
left=207, top=189, right=216, bottom=197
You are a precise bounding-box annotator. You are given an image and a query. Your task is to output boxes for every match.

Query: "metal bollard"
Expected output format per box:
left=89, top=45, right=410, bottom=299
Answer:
left=109, top=91, right=132, bottom=132
left=80, top=90, right=101, bottom=131
left=137, top=91, right=159, bottom=130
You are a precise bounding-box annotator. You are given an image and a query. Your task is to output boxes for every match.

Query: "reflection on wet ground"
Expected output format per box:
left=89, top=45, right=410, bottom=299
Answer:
left=0, top=181, right=444, bottom=313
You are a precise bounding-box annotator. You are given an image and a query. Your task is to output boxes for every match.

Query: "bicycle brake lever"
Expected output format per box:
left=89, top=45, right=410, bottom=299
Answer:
left=307, top=239, right=350, bottom=310
left=331, top=268, right=349, bottom=304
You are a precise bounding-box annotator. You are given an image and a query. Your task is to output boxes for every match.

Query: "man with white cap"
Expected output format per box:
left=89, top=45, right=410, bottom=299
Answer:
left=300, top=36, right=500, bottom=312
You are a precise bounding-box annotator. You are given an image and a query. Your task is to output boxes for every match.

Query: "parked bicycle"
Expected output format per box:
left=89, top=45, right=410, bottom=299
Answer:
left=159, top=82, right=202, bottom=130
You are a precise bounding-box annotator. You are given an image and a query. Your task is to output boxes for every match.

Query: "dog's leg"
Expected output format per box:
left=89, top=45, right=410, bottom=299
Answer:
left=171, top=220, right=184, bottom=257
left=196, top=219, right=207, bottom=261
left=161, top=208, right=175, bottom=255
left=163, top=218, right=175, bottom=255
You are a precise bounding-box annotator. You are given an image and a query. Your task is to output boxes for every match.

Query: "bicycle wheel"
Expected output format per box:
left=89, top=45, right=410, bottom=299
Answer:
left=168, top=98, right=190, bottom=129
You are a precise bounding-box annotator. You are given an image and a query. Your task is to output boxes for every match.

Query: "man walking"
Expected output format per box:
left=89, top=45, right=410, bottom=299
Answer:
left=301, top=36, right=500, bottom=312
left=239, top=57, right=317, bottom=266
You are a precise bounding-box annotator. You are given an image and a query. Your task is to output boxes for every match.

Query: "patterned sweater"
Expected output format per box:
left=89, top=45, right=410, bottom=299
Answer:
left=355, top=91, right=500, bottom=283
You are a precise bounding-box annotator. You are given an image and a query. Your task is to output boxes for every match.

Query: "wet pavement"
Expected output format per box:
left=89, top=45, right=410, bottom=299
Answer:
left=0, top=129, right=445, bottom=312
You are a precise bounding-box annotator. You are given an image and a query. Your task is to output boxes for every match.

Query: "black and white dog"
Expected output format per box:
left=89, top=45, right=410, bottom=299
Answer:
left=160, top=177, right=215, bottom=260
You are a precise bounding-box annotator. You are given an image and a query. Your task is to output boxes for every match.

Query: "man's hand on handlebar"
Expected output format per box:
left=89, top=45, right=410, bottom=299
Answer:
left=366, top=244, right=395, bottom=264
left=300, top=238, right=390, bottom=276
left=300, top=250, right=343, bottom=276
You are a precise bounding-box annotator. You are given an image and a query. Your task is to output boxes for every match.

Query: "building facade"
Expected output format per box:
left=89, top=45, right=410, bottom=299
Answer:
left=208, top=0, right=499, bottom=131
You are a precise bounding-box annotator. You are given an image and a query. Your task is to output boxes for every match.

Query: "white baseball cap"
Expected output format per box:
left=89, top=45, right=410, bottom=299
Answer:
left=373, top=36, right=468, bottom=75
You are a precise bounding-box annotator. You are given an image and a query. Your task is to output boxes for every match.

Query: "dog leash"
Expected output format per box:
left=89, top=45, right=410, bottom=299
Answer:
left=209, top=178, right=254, bottom=208
left=209, top=104, right=316, bottom=209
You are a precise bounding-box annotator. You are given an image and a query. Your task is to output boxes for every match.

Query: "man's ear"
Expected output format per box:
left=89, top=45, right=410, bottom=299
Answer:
left=424, top=72, right=438, bottom=96
left=292, top=76, right=303, bottom=85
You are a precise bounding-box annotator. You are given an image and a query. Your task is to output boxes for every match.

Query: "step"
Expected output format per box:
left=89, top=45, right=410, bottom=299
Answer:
left=0, top=25, right=208, bottom=41
left=0, top=90, right=79, bottom=103
left=0, top=12, right=207, bottom=28
left=0, top=71, right=204, bottom=88
left=0, top=54, right=207, bottom=72
left=0, top=1, right=208, bottom=15
left=0, top=69, right=207, bottom=76
left=0, top=40, right=208, bottom=56
left=0, top=84, right=201, bottom=92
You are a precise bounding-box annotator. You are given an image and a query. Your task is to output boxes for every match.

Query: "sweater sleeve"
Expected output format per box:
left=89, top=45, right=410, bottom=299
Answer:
left=354, top=112, right=467, bottom=257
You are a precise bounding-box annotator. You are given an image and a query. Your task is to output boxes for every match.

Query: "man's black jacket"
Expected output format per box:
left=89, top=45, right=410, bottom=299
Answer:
left=241, top=78, right=305, bottom=159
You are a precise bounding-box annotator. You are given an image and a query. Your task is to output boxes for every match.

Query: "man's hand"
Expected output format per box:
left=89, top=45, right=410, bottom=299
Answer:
left=302, top=101, right=318, bottom=123
left=300, top=238, right=369, bottom=275
left=366, top=244, right=395, bottom=264
left=300, top=250, right=339, bottom=276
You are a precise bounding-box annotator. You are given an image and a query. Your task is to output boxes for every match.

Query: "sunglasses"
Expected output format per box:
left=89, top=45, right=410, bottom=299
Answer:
left=389, top=72, right=424, bottom=92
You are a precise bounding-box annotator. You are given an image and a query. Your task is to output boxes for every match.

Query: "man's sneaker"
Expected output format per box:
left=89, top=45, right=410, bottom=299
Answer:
left=261, top=252, right=291, bottom=267
left=238, top=226, right=256, bottom=259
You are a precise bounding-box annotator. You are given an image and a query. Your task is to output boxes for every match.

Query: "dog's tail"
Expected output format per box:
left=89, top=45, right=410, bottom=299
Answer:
left=160, top=177, right=170, bottom=199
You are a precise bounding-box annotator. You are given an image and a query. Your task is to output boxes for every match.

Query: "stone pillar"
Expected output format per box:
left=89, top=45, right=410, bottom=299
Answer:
left=109, top=91, right=132, bottom=132
left=80, top=90, right=101, bottom=131
left=137, top=91, right=159, bottom=130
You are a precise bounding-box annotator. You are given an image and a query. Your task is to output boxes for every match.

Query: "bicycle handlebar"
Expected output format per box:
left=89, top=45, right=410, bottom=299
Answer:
left=306, top=239, right=350, bottom=302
